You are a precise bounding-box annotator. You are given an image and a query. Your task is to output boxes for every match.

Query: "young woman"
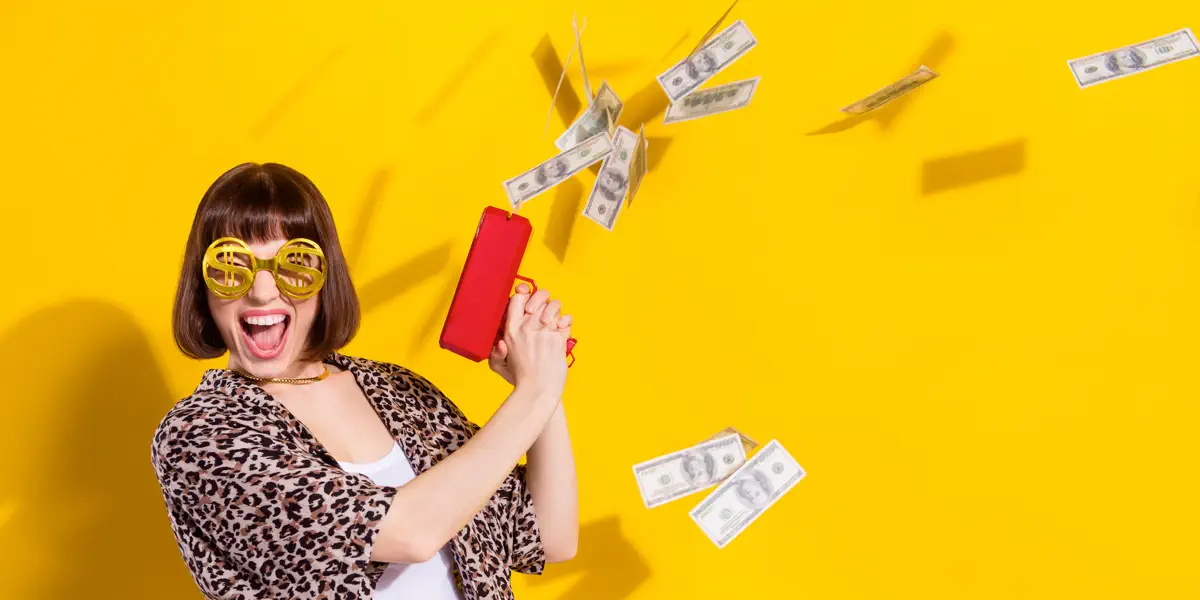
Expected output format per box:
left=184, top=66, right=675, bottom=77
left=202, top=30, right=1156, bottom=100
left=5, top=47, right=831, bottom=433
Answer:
left=151, top=162, right=578, bottom=600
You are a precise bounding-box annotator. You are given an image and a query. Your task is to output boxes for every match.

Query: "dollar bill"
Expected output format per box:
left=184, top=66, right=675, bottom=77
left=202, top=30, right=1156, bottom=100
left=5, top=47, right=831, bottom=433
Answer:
left=627, top=124, right=648, bottom=207
left=582, top=126, right=638, bottom=231
left=633, top=433, right=747, bottom=509
left=840, top=65, right=938, bottom=114
left=664, top=76, right=760, bottom=124
left=1068, top=28, right=1199, bottom=88
left=705, top=426, right=759, bottom=455
left=504, top=133, right=614, bottom=209
left=690, top=439, right=805, bottom=549
left=657, top=20, right=757, bottom=103
left=555, top=81, right=623, bottom=151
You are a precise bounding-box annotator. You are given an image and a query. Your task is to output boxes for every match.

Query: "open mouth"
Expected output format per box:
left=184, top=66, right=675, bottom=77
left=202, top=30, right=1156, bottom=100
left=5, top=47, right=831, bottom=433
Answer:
left=240, top=314, right=291, bottom=359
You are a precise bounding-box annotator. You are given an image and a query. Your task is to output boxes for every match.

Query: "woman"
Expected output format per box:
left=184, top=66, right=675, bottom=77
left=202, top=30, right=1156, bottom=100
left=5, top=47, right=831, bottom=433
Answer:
left=151, top=162, right=578, bottom=600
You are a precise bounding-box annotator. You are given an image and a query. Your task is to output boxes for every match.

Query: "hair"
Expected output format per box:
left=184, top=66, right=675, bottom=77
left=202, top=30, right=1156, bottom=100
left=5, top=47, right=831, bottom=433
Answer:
left=173, top=162, right=359, bottom=361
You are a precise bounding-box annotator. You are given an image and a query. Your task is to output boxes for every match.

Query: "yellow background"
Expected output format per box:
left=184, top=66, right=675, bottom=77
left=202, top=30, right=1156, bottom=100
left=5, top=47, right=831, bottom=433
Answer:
left=1, top=0, right=1198, bottom=597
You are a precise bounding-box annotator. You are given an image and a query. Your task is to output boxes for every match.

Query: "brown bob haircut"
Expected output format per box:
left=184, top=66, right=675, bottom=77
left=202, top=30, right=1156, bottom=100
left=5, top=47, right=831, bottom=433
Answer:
left=173, top=162, right=359, bottom=361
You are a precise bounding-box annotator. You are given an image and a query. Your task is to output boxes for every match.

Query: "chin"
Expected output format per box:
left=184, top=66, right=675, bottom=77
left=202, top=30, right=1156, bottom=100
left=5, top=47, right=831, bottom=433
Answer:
left=231, top=310, right=299, bottom=375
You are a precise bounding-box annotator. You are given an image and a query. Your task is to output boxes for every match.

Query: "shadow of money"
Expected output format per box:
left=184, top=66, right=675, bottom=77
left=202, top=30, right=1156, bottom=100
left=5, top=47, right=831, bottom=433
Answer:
left=806, top=31, right=956, bottom=136
left=415, top=31, right=502, bottom=126
left=533, top=34, right=584, bottom=129
left=619, top=81, right=670, bottom=131
left=657, top=31, right=690, bottom=65
left=252, top=46, right=347, bottom=139
left=644, top=136, right=674, bottom=174
left=357, top=241, right=454, bottom=314
left=346, top=165, right=393, bottom=271
left=523, top=515, right=651, bottom=600
left=412, top=270, right=463, bottom=356
left=921, top=139, right=1027, bottom=195
left=0, top=301, right=198, bottom=599
left=543, top=178, right=585, bottom=263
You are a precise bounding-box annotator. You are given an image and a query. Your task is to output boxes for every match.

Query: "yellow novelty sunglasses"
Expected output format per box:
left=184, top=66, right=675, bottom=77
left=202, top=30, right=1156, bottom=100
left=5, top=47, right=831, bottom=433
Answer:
left=202, top=237, right=326, bottom=300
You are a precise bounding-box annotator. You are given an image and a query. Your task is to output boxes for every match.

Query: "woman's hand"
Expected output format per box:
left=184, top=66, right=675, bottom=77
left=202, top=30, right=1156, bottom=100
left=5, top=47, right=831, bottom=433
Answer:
left=489, top=283, right=573, bottom=394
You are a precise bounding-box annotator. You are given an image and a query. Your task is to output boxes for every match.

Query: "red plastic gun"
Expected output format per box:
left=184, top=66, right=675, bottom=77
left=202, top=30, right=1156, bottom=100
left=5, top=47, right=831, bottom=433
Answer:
left=439, top=206, right=578, bottom=366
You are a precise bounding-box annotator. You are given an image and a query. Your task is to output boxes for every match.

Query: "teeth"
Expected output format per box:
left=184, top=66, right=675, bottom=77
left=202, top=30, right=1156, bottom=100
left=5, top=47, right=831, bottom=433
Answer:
left=242, top=314, right=287, bottom=326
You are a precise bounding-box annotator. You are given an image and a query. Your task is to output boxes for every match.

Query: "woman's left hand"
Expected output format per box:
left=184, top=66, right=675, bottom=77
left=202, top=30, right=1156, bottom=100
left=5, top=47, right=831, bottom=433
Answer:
left=489, top=283, right=573, bottom=386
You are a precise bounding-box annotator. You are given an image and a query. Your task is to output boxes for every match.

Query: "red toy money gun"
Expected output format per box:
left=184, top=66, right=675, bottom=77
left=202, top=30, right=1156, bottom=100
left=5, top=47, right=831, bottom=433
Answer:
left=440, top=206, right=578, bottom=366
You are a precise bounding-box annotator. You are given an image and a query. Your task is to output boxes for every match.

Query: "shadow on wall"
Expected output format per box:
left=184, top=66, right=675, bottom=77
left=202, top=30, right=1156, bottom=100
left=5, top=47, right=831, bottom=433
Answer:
left=921, top=139, right=1027, bottom=195
left=523, top=515, right=651, bottom=600
left=0, top=301, right=197, bottom=599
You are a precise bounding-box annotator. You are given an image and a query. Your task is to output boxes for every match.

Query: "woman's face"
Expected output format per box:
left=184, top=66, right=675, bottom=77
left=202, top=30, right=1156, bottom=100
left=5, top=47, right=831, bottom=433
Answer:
left=207, top=237, right=320, bottom=377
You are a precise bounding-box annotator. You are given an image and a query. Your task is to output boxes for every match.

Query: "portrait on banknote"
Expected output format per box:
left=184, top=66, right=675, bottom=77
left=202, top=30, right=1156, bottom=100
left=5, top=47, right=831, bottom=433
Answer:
left=682, top=451, right=717, bottom=486
left=685, top=51, right=719, bottom=82
left=595, top=169, right=628, bottom=203
left=734, top=469, right=773, bottom=510
left=1106, top=48, right=1148, bottom=73
left=534, top=158, right=569, bottom=186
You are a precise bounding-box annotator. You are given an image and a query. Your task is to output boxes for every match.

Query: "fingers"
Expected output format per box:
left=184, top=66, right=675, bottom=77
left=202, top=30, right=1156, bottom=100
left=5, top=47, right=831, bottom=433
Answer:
left=541, top=299, right=562, bottom=325
left=507, top=288, right=531, bottom=331
left=514, top=282, right=532, bottom=295
left=557, top=314, right=573, bottom=329
left=491, top=339, right=508, bottom=359
left=522, top=289, right=552, bottom=330
left=525, top=289, right=551, bottom=315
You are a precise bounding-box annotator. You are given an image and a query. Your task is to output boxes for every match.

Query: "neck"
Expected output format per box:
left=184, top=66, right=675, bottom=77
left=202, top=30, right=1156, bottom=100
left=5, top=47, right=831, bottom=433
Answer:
left=228, top=357, right=328, bottom=380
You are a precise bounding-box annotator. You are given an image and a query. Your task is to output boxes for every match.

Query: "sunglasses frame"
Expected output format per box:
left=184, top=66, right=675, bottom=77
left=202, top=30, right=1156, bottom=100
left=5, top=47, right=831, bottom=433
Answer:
left=202, top=237, right=327, bottom=300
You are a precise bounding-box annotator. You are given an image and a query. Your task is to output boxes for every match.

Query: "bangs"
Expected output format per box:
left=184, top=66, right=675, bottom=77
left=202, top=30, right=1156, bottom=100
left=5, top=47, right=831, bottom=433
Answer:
left=199, top=165, right=322, bottom=247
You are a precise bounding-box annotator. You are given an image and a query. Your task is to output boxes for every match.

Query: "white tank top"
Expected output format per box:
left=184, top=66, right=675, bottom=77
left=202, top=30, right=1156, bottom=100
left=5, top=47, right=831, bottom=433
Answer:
left=338, top=441, right=463, bottom=600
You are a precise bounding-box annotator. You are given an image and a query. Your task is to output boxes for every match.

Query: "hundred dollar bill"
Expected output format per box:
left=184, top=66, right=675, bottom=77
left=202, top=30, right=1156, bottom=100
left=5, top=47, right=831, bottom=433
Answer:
left=1068, top=28, right=1199, bottom=88
left=705, top=426, right=759, bottom=455
left=555, top=81, right=623, bottom=151
left=657, top=20, right=757, bottom=103
left=840, top=65, right=938, bottom=114
left=582, top=126, right=637, bottom=231
left=633, top=433, right=747, bottom=509
left=664, top=76, right=760, bottom=124
left=504, top=133, right=613, bottom=209
left=627, top=124, right=647, bottom=207
left=690, top=439, right=805, bottom=549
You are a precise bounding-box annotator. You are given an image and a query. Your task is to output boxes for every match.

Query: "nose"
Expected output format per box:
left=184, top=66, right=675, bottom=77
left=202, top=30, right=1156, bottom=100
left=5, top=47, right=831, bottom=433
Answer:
left=245, top=269, right=281, bottom=304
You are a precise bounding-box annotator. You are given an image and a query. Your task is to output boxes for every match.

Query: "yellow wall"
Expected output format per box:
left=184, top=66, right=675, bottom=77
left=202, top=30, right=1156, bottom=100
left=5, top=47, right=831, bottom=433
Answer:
left=2, top=1, right=1199, bottom=597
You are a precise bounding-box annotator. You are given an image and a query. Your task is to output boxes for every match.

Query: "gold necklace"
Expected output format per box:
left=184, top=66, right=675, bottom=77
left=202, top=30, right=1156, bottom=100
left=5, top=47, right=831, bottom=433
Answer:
left=232, top=365, right=330, bottom=385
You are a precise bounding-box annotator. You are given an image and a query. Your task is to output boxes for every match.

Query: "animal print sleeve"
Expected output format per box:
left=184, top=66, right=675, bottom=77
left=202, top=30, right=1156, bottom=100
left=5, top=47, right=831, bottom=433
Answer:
left=151, top=406, right=398, bottom=597
left=506, top=464, right=547, bottom=575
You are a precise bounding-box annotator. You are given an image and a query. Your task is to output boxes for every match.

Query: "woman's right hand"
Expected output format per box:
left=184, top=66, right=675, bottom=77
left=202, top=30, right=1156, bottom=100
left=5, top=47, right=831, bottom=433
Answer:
left=500, top=283, right=572, bottom=400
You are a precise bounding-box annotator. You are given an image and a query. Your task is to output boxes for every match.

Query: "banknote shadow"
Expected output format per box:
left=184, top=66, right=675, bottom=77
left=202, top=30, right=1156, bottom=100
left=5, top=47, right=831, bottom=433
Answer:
left=252, top=45, right=347, bottom=139
left=357, top=241, right=454, bottom=314
left=921, top=139, right=1027, bottom=195
left=544, top=178, right=585, bottom=263
left=657, top=31, right=690, bottom=65
left=415, top=31, right=501, bottom=126
left=587, top=60, right=645, bottom=79
left=525, top=515, right=651, bottom=600
left=619, top=81, right=670, bottom=131
left=645, top=137, right=674, bottom=173
left=533, top=34, right=583, bottom=128
left=0, top=301, right=198, bottom=599
left=412, top=270, right=463, bottom=354
left=346, top=165, right=393, bottom=271
left=806, top=31, right=955, bottom=136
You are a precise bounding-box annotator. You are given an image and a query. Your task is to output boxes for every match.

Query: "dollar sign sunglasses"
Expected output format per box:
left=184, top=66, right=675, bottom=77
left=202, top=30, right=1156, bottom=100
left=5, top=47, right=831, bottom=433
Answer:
left=202, top=237, right=326, bottom=300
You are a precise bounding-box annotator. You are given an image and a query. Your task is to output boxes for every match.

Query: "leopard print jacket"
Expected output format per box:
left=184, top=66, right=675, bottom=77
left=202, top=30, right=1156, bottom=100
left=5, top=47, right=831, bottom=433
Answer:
left=150, top=351, right=545, bottom=599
